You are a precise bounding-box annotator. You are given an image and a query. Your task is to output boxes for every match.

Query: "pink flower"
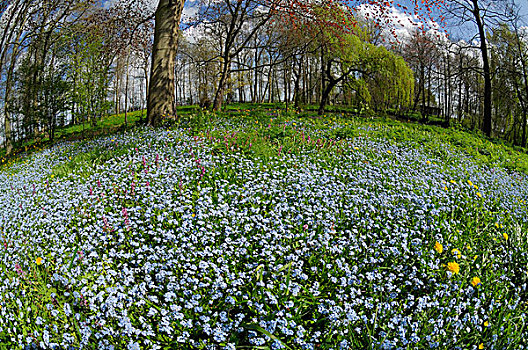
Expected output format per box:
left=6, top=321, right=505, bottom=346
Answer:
left=122, top=208, right=130, bottom=229
left=102, top=216, right=112, bottom=232
left=15, top=263, right=26, bottom=277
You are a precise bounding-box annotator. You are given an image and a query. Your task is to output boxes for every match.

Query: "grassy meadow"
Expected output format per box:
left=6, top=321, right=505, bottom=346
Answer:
left=0, top=108, right=527, bottom=349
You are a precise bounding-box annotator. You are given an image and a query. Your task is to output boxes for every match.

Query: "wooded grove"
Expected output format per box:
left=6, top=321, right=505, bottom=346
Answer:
left=0, top=0, right=527, bottom=151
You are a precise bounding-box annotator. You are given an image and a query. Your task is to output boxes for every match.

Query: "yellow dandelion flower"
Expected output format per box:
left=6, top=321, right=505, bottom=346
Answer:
left=484, top=321, right=489, bottom=327
left=471, top=277, right=481, bottom=287
left=434, top=242, right=443, bottom=254
left=387, top=150, right=392, bottom=154
left=476, top=192, right=482, bottom=198
left=426, top=161, right=431, bottom=165
left=468, top=180, right=473, bottom=187
left=447, top=262, right=460, bottom=274
left=495, top=223, right=499, bottom=229
left=451, top=248, right=461, bottom=259
left=479, top=343, right=484, bottom=349
left=503, top=233, right=508, bottom=240
left=36, top=257, right=43, bottom=265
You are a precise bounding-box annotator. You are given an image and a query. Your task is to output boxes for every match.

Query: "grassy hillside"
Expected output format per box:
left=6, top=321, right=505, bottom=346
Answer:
left=0, top=110, right=527, bottom=349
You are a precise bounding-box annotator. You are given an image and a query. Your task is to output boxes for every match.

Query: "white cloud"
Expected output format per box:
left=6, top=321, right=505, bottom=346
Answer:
left=354, top=4, right=449, bottom=44
left=182, top=0, right=199, bottom=22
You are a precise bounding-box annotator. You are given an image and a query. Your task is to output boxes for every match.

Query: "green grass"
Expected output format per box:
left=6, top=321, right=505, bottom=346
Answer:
left=185, top=108, right=528, bottom=176
left=0, top=107, right=202, bottom=169
left=3, top=104, right=528, bottom=177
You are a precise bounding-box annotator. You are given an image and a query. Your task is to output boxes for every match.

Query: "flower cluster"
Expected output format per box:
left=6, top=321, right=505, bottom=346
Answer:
left=0, top=118, right=526, bottom=349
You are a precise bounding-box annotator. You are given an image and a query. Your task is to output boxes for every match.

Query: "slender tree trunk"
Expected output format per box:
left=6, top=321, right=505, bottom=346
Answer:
left=514, top=27, right=528, bottom=147
left=124, top=53, right=130, bottom=127
left=253, top=39, right=258, bottom=103
left=444, top=55, right=450, bottom=126
left=4, top=52, right=16, bottom=155
left=115, top=58, right=121, bottom=116
left=213, top=56, right=230, bottom=111
left=147, top=0, right=185, bottom=126
left=319, top=79, right=339, bottom=116
left=457, top=54, right=463, bottom=123
left=284, top=62, right=289, bottom=110
left=420, top=67, right=426, bottom=119
left=472, top=0, right=492, bottom=137
left=522, top=109, right=527, bottom=147
left=318, top=85, right=333, bottom=115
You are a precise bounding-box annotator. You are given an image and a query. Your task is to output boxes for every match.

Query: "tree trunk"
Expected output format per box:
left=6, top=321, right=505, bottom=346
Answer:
left=4, top=54, right=16, bottom=155
left=124, top=53, right=130, bottom=127
left=457, top=54, right=463, bottom=123
left=444, top=55, right=450, bottom=127
left=522, top=109, right=527, bottom=147
left=3, top=32, right=26, bottom=154
left=115, top=58, right=121, bottom=116
left=147, top=0, right=184, bottom=126
left=319, top=81, right=338, bottom=116
left=514, top=26, right=528, bottom=147
left=472, top=0, right=492, bottom=137
left=213, top=56, right=231, bottom=111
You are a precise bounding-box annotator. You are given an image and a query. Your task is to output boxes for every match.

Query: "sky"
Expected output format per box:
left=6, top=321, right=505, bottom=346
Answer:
left=100, top=0, right=528, bottom=41
left=352, top=0, right=528, bottom=44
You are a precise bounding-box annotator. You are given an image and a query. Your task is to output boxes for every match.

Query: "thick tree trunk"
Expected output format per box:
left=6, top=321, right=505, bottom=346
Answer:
left=147, top=0, right=184, bottom=126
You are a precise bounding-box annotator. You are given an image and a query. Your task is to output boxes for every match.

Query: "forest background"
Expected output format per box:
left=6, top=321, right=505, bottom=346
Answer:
left=1, top=0, right=528, bottom=154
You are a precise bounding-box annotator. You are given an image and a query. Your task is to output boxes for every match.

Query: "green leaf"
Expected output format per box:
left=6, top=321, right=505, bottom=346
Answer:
left=242, top=323, right=293, bottom=350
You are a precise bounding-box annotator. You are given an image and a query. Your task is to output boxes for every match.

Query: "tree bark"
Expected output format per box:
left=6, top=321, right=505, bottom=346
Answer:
left=472, top=0, right=492, bottom=137
left=147, top=0, right=185, bottom=126
left=213, top=56, right=231, bottom=111
left=318, top=83, right=335, bottom=115
left=124, top=53, right=130, bottom=127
